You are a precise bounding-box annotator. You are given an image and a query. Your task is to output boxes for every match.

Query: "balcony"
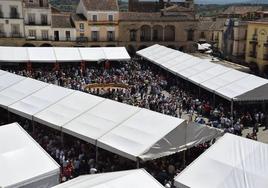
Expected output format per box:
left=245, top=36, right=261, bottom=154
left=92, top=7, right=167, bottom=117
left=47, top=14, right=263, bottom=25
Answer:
left=11, top=33, right=22, bottom=38
left=264, top=54, right=268, bottom=61
left=76, top=37, right=88, bottom=43
left=10, top=13, right=19, bottom=19
left=249, top=51, right=257, bottom=58
left=0, top=32, right=6, bottom=37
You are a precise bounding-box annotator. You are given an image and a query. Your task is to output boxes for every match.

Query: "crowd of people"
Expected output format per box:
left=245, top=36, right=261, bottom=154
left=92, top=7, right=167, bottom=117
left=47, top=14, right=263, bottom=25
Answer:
left=2, top=57, right=268, bottom=186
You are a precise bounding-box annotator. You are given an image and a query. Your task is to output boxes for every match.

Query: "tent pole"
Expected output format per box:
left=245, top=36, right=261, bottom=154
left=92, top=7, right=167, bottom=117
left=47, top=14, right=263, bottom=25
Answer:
left=213, top=93, right=216, bottom=108
left=95, top=145, right=98, bottom=167
left=183, top=150, right=186, bottom=168
left=7, top=110, right=10, bottom=123
left=32, top=120, right=35, bottom=134
left=136, top=158, right=140, bottom=169
left=231, top=100, right=234, bottom=126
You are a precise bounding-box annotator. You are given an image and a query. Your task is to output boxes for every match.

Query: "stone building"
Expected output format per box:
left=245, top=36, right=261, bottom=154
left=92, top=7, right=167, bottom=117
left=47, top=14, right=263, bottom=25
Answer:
left=119, top=4, right=198, bottom=54
left=246, top=19, right=268, bottom=74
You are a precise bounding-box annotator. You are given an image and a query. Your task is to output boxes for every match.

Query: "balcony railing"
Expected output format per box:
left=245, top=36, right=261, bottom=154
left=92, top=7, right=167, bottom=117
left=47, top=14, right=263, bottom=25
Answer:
left=76, top=37, right=88, bottom=43
left=0, top=32, right=6, bottom=37
left=10, top=13, right=19, bottom=19
left=11, top=33, right=22, bottom=38
left=249, top=51, right=257, bottom=58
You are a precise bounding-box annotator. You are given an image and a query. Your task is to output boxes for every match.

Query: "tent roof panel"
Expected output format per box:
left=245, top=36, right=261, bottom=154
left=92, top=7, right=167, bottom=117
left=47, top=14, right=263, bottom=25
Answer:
left=62, top=99, right=140, bottom=145
left=52, top=169, right=164, bottom=188
left=97, top=109, right=185, bottom=161
left=27, top=47, right=57, bottom=62
left=0, top=72, right=25, bottom=91
left=0, top=123, right=59, bottom=188
left=9, top=85, right=74, bottom=120
left=54, top=47, right=81, bottom=62
left=137, top=44, right=161, bottom=57
left=0, top=78, right=48, bottom=108
left=0, top=47, right=29, bottom=62
left=102, top=47, right=130, bottom=61
left=79, top=48, right=106, bottom=61
left=34, top=91, right=105, bottom=130
left=174, top=133, right=268, bottom=188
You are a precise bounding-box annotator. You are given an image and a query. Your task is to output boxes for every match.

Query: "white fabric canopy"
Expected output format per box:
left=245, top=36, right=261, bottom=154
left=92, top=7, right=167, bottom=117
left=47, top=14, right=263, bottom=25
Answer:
left=0, top=47, right=29, bottom=62
left=54, top=47, right=81, bottom=62
left=1, top=70, right=222, bottom=162
left=0, top=123, right=60, bottom=188
left=174, top=133, right=268, bottom=188
left=0, top=46, right=130, bottom=63
left=0, top=72, right=25, bottom=91
left=27, top=47, right=57, bottom=62
left=34, top=91, right=106, bottom=131
left=8, top=84, right=74, bottom=120
left=63, top=99, right=140, bottom=145
left=52, top=169, right=164, bottom=188
left=0, top=78, right=48, bottom=109
left=137, top=45, right=268, bottom=101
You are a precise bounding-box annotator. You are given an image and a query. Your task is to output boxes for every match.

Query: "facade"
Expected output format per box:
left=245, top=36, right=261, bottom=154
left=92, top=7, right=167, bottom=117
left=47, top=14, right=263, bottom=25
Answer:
left=23, top=0, right=52, bottom=42
left=74, top=0, right=119, bottom=46
left=119, top=4, right=197, bottom=53
left=0, top=0, right=24, bottom=38
left=246, top=19, right=268, bottom=74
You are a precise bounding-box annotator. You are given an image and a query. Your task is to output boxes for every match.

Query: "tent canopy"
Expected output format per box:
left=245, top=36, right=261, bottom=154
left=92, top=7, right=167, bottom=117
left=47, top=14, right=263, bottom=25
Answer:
left=137, top=45, right=268, bottom=102
left=52, top=169, right=164, bottom=188
left=0, top=46, right=130, bottom=63
left=0, top=123, right=60, bottom=188
left=0, top=70, right=222, bottom=162
left=174, top=133, right=268, bottom=188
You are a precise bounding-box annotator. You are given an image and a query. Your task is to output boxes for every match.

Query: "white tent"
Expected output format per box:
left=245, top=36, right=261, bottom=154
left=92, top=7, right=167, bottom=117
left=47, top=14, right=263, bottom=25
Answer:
left=52, top=169, right=164, bottom=188
left=174, top=133, right=268, bottom=188
left=8, top=84, right=74, bottom=120
left=0, top=123, right=60, bottom=188
left=27, top=47, right=57, bottom=62
left=34, top=91, right=105, bottom=131
left=54, top=47, right=81, bottom=62
left=0, top=72, right=25, bottom=91
left=0, top=78, right=48, bottom=109
left=0, top=46, right=130, bottom=63
left=1, top=70, right=223, bottom=162
left=0, top=47, right=29, bottom=62
left=137, top=45, right=268, bottom=102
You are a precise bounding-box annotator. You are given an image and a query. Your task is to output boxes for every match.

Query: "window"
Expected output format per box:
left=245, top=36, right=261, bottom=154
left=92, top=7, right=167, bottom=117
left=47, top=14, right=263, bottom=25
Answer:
left=0, top=5, right=3, bottom=18
left=91, top=31, right=99, bottom=41
left=200, top=32, right=205, bottom=38
left=29, top=0, right=33, bottom=3
left=79, top=23, right=84, bottom=31
left=66, top=31, right=71, bottom=41
left=187, top=29, right=194, bottom=41
left=28, top=13, right=35, bottom=24
left=108, top=15, right=113, bottom=22
left=0, top=24, right=4, bottom=37
left=41, top=14, right=48, bottom=25
left=92, top=15, right=97, bottom=22
left=10, top=6, right=19, bottom=18
left=11, top=24, right=20, bottom=37
left=107, top=31, right=114, bottom=41
left=41, top=30, right=49, bottom=40
left=29, top=30, right=36, bottom=37
left=130, top=30, right=136, bottom=41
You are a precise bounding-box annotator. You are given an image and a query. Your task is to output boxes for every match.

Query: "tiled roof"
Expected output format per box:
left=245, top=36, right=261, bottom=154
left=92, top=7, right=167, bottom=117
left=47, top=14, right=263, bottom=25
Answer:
left=198, top=20, right=225, bottom=31
left=52, top=14, right=75, bottom=28
left=222, top=6, right=262, bottom=15
left=82, top=0, right=119, bottom=11
left=71, top=14, right=87, bottom=22
left=119, top=12, right=195, bottom=21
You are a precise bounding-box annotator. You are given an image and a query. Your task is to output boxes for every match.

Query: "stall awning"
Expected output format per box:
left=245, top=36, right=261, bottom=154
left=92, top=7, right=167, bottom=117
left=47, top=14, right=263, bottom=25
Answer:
left=174, top=133, right=268, bottom=188
left=0, top=123, right=60, bottom=188
left=137, top=45, right=268, bottom=102
left=52, top=169, right=165, bottom=188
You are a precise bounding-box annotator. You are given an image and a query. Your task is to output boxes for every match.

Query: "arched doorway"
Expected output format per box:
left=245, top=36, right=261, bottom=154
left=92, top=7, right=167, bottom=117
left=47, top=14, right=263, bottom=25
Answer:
left=152, top=25, right=163, bottom=41
left=23, top=43, right=35, bottom=47
left=40, top=43, right=53, bottom=47
left=164, top=25, right=175, bottom=41
left=140, top=25, right=151, bottom=41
